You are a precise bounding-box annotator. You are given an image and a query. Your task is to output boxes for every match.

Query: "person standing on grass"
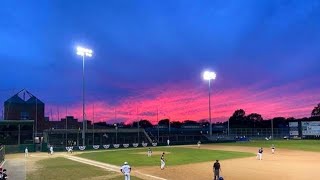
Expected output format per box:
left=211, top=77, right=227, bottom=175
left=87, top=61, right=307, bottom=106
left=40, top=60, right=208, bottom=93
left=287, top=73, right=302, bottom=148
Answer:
left=213, top=160, right=221, bottom=180
left=160, top=152, right=166, bottom=170
left=167, top=139, right=170, bottom=146
left=50, top=145, right=54, bottom=155
left=197, top=141, right=201, bottom=148
left=147, top=148, right=152, bottom=157
left=120, top=162, right=131, bottom=180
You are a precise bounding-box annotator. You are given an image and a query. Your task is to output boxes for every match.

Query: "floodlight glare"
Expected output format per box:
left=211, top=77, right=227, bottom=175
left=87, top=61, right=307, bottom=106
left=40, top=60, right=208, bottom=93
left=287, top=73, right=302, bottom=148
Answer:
left=76, top=46, right=93, bottom=57
left=203, top=71, right=216, bottom=80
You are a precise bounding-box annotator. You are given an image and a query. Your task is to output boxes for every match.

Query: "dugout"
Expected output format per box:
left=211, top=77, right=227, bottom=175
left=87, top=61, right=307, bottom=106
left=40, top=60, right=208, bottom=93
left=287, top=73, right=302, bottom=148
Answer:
left=42, top=128, right=153, bottom=151
left=0, top=120, right=34, bottom=145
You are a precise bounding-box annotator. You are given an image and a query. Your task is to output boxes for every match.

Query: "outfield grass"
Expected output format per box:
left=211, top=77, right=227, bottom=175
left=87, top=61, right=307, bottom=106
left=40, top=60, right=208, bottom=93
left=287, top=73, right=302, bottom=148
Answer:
left=78, top=147, right=254, bottom=167
left=27, top=157, right=142, bottom=180
left=220, top=140, right=320, bottom=152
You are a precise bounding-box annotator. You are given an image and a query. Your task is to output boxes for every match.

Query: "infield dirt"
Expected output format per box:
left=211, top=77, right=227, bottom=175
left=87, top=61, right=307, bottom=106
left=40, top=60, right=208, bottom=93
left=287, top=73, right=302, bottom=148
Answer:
left=136, top=145, right=320, bottom=180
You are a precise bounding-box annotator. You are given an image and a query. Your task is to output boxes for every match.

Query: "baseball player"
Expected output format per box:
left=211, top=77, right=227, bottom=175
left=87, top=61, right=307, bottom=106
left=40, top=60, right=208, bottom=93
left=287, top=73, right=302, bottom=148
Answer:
left=197, top=141, right=201, bottom=148
left=25, top=147, right=29, bottom=157
left=120, top=162, right=131, bottom=180
left=2, top=169, right=8, bottom=180
left=271, top=144, right=275, bottom=154
left=160, top=152, right=166, bottom=170
left=50, top=145, right=54, bottom=155
left=147, top=148, right=152, bottom=157
left=256, top=147, right=263, bottom=160
left=213, top=160, right=221, bottom=180
left=167, top=139, right=170, bottom=146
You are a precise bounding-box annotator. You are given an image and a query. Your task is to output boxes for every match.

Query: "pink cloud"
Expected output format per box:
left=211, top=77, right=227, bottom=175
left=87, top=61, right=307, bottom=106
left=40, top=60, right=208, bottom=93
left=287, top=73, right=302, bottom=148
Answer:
left=46, top=80, right=320, bottom=124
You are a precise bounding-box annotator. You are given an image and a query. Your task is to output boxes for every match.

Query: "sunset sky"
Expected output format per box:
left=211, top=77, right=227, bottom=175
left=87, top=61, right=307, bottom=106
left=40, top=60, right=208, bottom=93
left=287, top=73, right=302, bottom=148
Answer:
left=1, top=0, right=320, bottom=124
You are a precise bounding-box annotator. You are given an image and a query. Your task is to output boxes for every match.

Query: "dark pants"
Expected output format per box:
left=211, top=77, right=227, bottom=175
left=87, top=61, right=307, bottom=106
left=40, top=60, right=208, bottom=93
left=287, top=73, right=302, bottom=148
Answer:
left=214, top=169, right=220, bottom=180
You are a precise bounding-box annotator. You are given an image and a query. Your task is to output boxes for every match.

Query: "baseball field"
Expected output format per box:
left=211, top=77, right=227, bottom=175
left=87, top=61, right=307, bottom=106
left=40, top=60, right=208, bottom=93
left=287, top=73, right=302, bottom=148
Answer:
left=4, top=140, right=320, bottom=180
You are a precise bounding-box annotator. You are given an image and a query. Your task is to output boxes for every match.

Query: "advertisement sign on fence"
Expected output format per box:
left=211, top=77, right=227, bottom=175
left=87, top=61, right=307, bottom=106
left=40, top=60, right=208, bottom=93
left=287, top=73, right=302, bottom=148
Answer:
left=302, top=121, right=320, bottom=135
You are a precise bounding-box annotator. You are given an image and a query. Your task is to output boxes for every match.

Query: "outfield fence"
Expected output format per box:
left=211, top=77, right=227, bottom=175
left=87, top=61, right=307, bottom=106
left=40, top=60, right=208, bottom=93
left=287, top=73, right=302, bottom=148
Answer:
left=229, top=128, right=289, bottom=139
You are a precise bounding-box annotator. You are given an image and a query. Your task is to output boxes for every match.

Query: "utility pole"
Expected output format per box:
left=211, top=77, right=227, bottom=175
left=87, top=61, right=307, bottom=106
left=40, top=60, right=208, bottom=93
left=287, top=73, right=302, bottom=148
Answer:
left=65, top=106, right=68, bottom=146
left=92, top=104, right=95, bottom=145
left=137, top=106, right=140, bottom=143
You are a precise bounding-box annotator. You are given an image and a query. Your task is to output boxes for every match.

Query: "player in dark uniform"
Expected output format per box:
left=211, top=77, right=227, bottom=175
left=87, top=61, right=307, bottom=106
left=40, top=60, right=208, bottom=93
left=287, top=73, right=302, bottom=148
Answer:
left=257, top=147, right=263, bottom=160
left=213, top=160, right=221, bottom=180
left=2, top=169, right=8, bottom=180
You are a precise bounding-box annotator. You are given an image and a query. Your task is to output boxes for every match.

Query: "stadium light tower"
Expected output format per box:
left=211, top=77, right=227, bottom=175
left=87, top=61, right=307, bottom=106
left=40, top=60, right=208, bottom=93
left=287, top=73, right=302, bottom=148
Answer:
left=76, top=46, right=93, bottom=146
left=203, top=71, right=216, bottom=136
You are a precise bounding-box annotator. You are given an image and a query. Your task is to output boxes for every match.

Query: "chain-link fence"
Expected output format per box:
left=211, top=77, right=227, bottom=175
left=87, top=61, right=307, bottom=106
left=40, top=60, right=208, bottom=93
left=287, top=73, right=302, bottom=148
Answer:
left=229, top=128, right=289, bottom=139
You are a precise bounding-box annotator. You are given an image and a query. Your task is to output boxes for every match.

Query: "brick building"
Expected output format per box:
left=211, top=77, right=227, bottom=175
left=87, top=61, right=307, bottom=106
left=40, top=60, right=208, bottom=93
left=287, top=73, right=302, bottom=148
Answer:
left=4, top=89, right=46, bottom=131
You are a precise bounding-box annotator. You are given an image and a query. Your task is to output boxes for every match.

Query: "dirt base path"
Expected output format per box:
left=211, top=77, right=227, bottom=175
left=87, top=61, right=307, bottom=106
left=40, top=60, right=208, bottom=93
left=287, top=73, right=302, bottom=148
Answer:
left=137, top=144, right=320, bottom=180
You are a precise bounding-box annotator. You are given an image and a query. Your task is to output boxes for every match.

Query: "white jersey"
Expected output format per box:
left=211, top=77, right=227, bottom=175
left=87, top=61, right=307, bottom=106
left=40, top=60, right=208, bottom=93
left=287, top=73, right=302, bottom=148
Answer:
left=121, top=165, right=131, bottom=174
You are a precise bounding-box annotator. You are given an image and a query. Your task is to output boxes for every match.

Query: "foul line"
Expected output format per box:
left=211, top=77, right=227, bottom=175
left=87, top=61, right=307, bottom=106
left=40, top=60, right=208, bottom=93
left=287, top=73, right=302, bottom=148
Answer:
left=65, top=155, right=167, bottom=180
left=0, top=160, right=6, bottom=168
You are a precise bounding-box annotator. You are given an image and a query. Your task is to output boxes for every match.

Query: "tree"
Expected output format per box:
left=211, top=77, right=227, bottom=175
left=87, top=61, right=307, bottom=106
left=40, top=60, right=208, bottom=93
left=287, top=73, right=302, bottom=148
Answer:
left=229, top=109, right=246, bottom=128
left=158, top=119, right=170, bottom=126
left=183, top=120, right=198, bottom=125
left=232, top=109, right=246, bottom=118
left=138, top=120, right=153, bottom=128
left=311, top=103, right=320, bottom=117
left=246, top=113, right=263, bottom=128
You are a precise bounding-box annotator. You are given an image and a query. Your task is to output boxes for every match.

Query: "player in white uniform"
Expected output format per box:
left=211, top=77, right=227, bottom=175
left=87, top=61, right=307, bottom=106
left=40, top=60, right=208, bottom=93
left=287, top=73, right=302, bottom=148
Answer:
left=50, top=146, right=54, bottom=155
left=167, top=139, right=170, bottom=146
left=197, top=141, right=201, bottom=148
left=147, top=148, right=152, bottom=157
left=256, top=147, right=263, bottom=160
left=160, top=152, right=166, bottom=170
left=120, top=162, right=131, bottom=180
left=271, top=144, right=275, bottom=154
left=25, top=147, right=29, bottom=157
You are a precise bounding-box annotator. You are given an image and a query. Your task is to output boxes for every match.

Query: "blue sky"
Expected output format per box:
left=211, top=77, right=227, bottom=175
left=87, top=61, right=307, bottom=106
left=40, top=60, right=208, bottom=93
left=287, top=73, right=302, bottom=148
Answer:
left=1, top=0, right=320, bottom=122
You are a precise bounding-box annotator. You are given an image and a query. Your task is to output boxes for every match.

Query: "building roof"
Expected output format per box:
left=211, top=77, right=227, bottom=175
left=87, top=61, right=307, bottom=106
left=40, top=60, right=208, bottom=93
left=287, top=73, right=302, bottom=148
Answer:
left=0, top=120, right=34, bottom=125
left=4, top=89, right=44, bottom=104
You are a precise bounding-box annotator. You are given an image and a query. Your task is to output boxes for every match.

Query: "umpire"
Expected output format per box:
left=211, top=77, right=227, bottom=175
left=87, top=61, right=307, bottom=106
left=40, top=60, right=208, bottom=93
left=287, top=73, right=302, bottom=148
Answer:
left=213, top=160, right=221, bottom=180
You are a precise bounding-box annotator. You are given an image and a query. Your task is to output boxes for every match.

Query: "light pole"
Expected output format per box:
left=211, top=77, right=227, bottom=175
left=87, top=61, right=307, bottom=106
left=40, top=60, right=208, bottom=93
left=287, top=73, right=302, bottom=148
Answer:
left=203, top=71, right=216, bottom=137
left=157, top=107, right=159, bottom=142
left=114, top=124, right=118, bottom=144
left=137, top=106, right=140, bottom=143
left=271, top=118, right=274, bottom=139
left=76, top=46, right=93, bottom=146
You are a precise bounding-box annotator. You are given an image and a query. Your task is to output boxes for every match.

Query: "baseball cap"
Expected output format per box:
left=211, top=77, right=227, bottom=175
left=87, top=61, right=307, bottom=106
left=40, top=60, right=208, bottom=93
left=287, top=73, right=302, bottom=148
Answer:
left=124, top=162, right=128, bottom=165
